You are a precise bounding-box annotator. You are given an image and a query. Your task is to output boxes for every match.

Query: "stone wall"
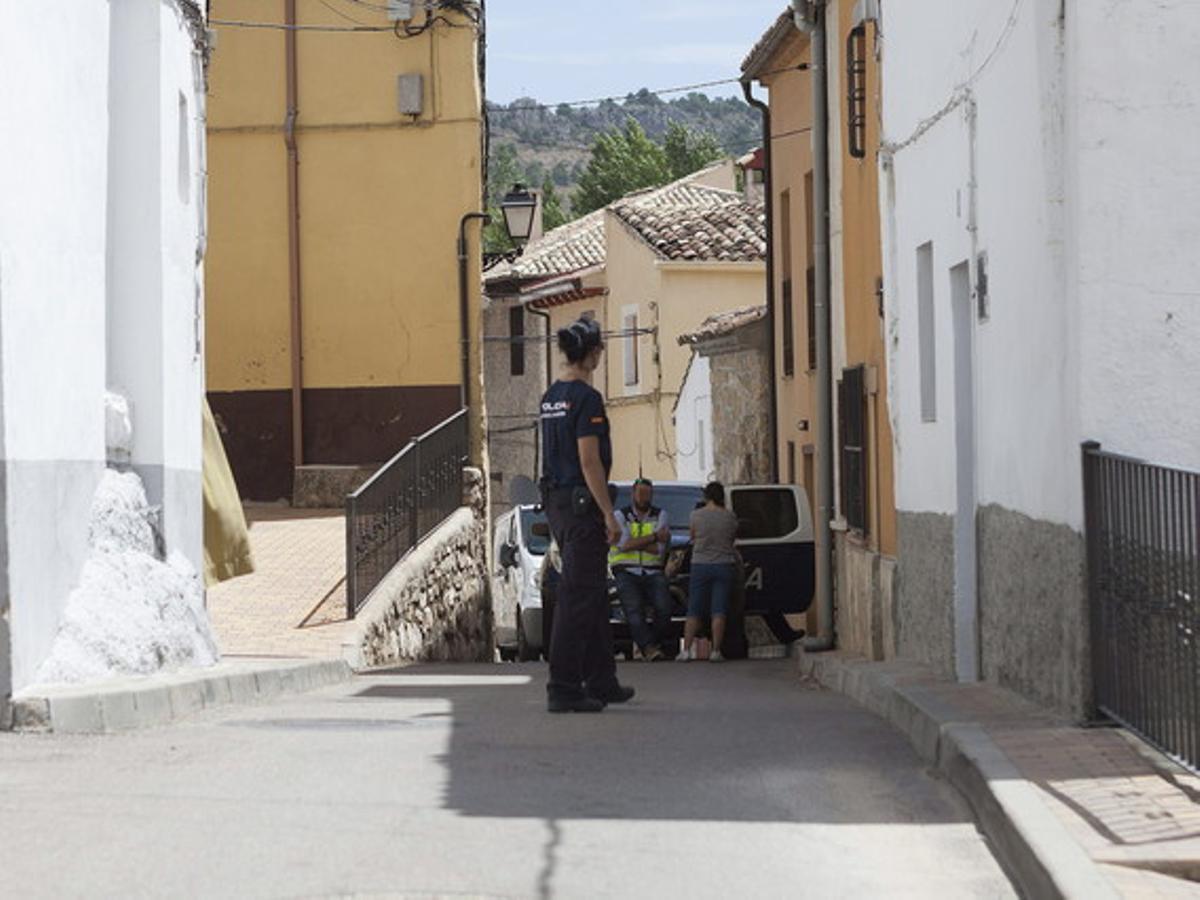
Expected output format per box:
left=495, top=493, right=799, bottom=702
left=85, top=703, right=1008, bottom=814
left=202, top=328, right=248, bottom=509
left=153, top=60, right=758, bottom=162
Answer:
left=893, top=506, right=1089, bottom=719
left=705, top=320, right=772, bottom=485
left=346, top=468, right=493, bottom=668
left=482, top=298, right=545, bottom=522
left=978, top=504, right=1089, bottom=719
left=835, top=536, right=896, bottom=662
left=894, top=511, right=956, bottom=680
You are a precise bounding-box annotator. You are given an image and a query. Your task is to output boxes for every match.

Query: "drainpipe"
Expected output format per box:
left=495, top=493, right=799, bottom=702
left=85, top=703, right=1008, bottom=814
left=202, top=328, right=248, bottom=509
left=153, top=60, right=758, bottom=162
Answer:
left=458, top=213, right=491, bottom=411
left=284, top=0, right=304, bottom=469
left=741, top=79, right=779, bottom=484
left=799, top=0, right=836, bottom=652
left=527, top=302, right=552, bottom=483
left=526, top=303, right=553, bottom=392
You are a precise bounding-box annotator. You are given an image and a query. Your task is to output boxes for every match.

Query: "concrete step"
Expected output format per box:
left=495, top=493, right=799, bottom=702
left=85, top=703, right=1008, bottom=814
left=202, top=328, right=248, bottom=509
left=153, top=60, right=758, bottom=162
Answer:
left=9, top=658, right=352, bottom=734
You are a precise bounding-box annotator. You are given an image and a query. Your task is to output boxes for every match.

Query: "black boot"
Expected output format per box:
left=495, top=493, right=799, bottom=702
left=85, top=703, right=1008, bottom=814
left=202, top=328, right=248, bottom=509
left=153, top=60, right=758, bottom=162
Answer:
left=587, top=682, right=635, bottom=705
left=547, top=694, right=606, bottom=713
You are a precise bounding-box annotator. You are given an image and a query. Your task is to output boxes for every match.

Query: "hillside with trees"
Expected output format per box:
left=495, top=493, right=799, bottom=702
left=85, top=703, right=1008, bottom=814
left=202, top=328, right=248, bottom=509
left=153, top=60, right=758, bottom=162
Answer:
left=484, top=90, right=761, bottom=250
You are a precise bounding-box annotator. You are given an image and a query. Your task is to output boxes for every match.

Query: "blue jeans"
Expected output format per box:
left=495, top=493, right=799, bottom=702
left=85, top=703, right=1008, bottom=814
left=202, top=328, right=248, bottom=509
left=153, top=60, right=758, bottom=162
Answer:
left=614, top=569, right=672, bottom=651
left=688, top=563, right=735, bottom=619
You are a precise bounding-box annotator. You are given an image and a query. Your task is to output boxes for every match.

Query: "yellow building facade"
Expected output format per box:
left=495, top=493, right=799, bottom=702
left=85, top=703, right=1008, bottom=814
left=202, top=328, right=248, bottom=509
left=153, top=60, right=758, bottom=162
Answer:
left=530, top=170, right=766, bottom=483
left=828, top=0, right=899, bottom=659
left=600, top=219, right=765, bottom=481
left=206, top=0, right=484, bottom=500
left=744, top=5, right=897, bottom=658
left=744, top=17, right=818, bottom=505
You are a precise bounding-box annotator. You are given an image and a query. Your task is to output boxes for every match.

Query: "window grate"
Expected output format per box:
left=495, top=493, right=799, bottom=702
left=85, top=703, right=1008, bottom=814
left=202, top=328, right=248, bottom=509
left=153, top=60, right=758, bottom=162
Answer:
left=782, top=278, right=795, bottom=377
left=847, top=25, right=868, bottom=159
left=806, top=266, right=817, bottom=372
left=509, top=305, right=525, bottom=376
left=838, top=365, right=868, bottom=533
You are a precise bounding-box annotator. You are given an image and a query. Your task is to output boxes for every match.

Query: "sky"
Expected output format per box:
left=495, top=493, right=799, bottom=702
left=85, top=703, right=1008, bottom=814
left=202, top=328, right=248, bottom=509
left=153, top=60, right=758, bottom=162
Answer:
left=485, top=0, right=789, bottom=106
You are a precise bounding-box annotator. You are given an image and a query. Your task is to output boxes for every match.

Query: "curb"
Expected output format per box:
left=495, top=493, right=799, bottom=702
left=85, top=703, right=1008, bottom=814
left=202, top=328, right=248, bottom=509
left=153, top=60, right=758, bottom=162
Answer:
left=797, top=652, right=1120, bottom=900
left=9, top=658, right=353, bottom=734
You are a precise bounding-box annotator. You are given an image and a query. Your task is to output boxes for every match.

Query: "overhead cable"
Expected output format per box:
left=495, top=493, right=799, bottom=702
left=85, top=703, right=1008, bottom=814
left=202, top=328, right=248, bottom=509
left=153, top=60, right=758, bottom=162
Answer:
left=488, top=64, right=810, bottom=115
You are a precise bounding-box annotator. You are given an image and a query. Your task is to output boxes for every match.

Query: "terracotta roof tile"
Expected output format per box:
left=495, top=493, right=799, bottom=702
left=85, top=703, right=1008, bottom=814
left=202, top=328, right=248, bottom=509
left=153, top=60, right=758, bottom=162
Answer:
left=678, top=305, right=768, bottom=345
left=486, top=163, right=749, bottom=282
left=496, top=209, right=606, bottom=280
left=613, top=196, right=766, bottom=264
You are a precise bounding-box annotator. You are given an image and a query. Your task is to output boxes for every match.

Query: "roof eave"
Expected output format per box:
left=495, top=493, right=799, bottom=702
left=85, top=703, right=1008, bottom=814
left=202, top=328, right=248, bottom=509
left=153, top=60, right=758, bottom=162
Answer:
left=741, top=10, right=800, bottom=80
left=656, top=259, right=767, bottom=271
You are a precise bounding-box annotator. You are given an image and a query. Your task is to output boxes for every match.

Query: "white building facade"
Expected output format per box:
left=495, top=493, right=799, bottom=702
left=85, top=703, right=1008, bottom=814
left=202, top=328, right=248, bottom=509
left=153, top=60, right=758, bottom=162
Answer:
left=673, top=354, right=714, bottom=485
left=0, top=1, right=208, bottom=704
left=880, top=0, right=1200, bottom=716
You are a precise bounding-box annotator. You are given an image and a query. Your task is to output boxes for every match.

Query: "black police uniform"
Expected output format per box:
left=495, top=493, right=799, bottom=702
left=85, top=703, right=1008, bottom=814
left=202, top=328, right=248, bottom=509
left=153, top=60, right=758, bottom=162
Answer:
left=539, top=377, right=620, bottom=704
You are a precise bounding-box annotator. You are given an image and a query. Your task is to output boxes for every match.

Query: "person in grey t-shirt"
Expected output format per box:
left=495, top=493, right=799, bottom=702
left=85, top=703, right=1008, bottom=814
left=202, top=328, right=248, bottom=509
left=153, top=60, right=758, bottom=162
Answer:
left=680, top=482, right=739, bottom=662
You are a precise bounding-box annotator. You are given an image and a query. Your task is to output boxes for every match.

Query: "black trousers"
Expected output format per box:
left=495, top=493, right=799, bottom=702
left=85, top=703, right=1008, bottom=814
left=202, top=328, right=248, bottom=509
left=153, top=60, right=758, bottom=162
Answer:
left=544, top=490, right=618, bottom=700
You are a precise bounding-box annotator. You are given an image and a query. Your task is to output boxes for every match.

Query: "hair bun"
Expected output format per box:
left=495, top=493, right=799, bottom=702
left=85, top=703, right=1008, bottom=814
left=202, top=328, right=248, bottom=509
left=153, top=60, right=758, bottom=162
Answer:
left=557, top=325, right=583, bottom=350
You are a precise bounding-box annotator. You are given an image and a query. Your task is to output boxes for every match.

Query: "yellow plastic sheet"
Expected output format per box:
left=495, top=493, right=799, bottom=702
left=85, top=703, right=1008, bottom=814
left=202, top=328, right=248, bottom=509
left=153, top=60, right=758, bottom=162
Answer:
left=203, top=399, right=254, bottom=586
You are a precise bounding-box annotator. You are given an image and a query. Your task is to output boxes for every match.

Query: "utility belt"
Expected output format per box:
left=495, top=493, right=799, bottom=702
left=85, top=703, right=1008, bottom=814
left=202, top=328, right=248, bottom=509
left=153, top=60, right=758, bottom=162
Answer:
left=539, top=478, right=615, bottom=517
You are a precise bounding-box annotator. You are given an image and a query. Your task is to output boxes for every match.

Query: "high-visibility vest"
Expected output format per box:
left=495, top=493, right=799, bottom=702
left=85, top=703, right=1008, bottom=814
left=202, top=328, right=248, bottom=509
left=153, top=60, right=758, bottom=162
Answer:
left=609, top=506, right=664, bottom=570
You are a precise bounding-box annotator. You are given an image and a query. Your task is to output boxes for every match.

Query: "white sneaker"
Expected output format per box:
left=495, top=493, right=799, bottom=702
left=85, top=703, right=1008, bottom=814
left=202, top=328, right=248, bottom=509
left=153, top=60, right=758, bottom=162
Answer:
left=676, top=647, right=693, bottom=662
left=709, top=650, right=725, bottom=663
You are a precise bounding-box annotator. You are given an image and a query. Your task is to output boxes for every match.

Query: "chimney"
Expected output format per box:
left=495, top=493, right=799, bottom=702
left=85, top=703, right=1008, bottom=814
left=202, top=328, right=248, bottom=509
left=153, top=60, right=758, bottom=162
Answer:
left=529, top=190, right=545, bottom=243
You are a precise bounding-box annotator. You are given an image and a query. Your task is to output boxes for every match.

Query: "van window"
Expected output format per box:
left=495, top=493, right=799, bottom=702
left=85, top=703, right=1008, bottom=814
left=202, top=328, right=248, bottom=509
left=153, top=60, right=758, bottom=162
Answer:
left=731, top=489, right=799, bottom=540
left=519, top=508, right=549, bottom=555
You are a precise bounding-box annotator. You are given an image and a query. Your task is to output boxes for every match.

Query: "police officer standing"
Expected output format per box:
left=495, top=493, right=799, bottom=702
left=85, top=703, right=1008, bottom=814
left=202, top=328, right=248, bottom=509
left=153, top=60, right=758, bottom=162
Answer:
left=539, top=317, right=635, bottom=713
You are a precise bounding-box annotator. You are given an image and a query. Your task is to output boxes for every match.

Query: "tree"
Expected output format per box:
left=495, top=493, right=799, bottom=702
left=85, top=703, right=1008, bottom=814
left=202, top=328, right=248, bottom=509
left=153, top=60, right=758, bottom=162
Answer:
left=541, top=176, right=568, bottom=232
left=487, top=143, right=522, bottom=207
left=524, top=160, right=545, bottom=188
left=662, top=120, right=724, bottom=181
left=484, top=143, right=524, bottom=253
left=573, top=119, right=670, bottom=215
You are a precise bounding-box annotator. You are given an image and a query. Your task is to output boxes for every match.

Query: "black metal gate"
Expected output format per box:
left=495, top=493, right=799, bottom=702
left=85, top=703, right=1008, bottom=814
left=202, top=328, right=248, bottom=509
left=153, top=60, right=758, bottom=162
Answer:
left=1083, top=442, right=1200, bottom=773
left=345, top=410, right=469, bottom=617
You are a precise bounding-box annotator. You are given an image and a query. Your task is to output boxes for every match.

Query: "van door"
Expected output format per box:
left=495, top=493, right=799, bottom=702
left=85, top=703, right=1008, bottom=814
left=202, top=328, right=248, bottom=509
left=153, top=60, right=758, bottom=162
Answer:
left=728, top=485, right=815, bottom=643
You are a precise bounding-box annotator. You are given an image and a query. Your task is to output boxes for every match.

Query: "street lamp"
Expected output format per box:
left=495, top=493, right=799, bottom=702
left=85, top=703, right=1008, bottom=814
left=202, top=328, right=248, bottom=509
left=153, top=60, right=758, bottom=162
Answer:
left=500, top=183, right=537, bottom=247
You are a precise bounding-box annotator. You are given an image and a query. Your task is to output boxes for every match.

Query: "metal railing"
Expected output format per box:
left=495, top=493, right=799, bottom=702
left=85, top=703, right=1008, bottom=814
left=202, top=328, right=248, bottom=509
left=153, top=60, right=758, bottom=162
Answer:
left=1083, top=442, right=1199, bottom=773
left=345, top=410, right=469, bottom=618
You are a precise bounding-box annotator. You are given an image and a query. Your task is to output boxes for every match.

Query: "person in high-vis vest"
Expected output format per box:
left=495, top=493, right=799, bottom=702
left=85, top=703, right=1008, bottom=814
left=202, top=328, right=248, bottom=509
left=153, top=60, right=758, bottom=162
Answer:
left=611, top=478, right=673, bottom=662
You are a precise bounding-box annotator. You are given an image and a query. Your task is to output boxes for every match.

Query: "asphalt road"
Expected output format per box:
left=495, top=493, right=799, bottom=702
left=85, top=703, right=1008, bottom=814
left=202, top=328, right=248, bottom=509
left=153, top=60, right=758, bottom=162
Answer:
left=0, top=660, right=1015, bottom=898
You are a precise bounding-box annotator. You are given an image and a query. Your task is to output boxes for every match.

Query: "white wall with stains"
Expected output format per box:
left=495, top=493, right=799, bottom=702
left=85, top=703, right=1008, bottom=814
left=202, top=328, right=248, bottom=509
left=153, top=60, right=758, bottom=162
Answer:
left=0, top=1, right=207, bottom=696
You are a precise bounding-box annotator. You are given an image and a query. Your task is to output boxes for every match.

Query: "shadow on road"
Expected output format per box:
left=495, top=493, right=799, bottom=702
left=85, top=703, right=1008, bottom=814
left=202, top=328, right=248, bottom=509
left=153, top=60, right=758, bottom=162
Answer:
left=345, top=661, right=974, bottom=827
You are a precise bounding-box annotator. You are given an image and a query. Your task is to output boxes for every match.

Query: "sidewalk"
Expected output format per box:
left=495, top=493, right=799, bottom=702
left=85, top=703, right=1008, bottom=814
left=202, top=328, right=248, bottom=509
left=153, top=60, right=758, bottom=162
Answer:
left=207, top=505, right=354, bottom=659
left=12, top=658, right=352, bottom=733
left=12, top=507, right=361, bottom=733
left=798, top=652, right=1200, bottom=899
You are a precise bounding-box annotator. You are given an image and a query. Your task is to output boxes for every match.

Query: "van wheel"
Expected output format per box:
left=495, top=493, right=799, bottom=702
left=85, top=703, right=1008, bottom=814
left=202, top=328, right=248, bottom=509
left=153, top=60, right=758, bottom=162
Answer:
left=516, top=609, right=540, bottom=662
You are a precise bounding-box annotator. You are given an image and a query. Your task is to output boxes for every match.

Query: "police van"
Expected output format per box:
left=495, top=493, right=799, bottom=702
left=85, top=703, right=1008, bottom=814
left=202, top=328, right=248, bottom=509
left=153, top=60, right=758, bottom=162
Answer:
left=534, top=481, right=814, bottom=659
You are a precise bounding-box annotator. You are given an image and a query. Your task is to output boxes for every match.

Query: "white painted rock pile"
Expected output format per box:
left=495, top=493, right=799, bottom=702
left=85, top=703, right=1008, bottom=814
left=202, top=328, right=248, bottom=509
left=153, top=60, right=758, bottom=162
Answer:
left=34, top=470, right=219, bottom=684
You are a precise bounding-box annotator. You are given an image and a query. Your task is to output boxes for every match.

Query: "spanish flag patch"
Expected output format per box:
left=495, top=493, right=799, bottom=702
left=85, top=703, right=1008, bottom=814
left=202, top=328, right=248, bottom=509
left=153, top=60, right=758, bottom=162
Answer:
left=590, top=416, right=605, bottom=424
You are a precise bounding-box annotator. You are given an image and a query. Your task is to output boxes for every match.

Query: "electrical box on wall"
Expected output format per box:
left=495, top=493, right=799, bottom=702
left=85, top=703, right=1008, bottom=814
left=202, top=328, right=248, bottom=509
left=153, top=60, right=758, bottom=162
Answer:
left=397, top=73, right=424, bottom=116
left=387, top=0, right=414, bottom=21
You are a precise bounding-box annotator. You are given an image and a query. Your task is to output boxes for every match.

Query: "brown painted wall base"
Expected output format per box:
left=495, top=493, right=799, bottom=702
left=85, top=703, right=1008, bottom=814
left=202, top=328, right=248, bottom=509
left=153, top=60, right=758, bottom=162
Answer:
left=208, top=385, right=460, bottom=502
